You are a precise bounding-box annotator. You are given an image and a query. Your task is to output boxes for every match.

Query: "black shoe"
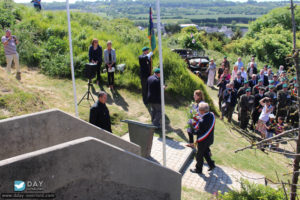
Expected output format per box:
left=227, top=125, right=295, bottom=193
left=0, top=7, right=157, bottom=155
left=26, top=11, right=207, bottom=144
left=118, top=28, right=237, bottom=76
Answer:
left=190, top=169, right=202, bottom=174
left=208, top=165, right=216, bottom=171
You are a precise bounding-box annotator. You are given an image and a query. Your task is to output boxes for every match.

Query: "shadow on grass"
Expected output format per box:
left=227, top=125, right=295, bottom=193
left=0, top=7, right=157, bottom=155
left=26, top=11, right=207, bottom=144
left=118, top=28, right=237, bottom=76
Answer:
left=111, top=89, right=129, bottom=111
left=154, top=114, right=188, bottom=143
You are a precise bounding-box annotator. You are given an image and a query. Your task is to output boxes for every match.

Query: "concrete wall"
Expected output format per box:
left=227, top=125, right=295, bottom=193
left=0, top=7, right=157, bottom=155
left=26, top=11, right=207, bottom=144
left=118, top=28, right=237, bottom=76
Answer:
left=0, top=109, right=140, bottom=160
left=0, top=137, right=181, bottom=200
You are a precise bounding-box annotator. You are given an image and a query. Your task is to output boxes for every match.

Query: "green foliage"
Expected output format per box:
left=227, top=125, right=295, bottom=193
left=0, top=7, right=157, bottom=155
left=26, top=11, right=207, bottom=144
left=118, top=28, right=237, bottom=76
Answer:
left=248, top=6, right=300, bottom=36
left=225, top=25, right=293, bottom=67
left=0, top=2, right=217, bottom=113
left=180, top=34, right=204, bottom=51
left=219, top=180, right=285, bottom=200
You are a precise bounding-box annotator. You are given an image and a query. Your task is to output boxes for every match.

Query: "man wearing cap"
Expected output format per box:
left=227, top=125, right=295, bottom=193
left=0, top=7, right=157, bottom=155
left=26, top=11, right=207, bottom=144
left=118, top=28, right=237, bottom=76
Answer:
left=239, top=88, right=255, bottom=129
left=222, top=56, right=230, bottom=70
left=139, top=47, right=153, bottom=104
left=265, top=80, right=276, bottom=93
left=277, top=83, right=292, bottom=121
left=273, top=74, right=280, bottom=86
left=251, top=87, right=265, bottom=130
left=237, top=80, right=250, bottom=99
left=252, top=79, right=264, bottom=95
left=256, top=69, right=269, bottom=87
left=276, top=77, right=287, bottom=91
left=147, top=68, right=162, bottom=128
left=89, top=91, right=112, bottom=133
left=233, top=71, right=244, bottom=91
left=265, top=85, right=277, bottom=114
left=1, top=29, right=21, bottom=80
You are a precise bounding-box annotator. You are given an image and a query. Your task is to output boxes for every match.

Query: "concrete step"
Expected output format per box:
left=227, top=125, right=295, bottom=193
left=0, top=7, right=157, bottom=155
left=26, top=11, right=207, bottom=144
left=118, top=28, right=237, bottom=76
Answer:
left=122, top=134, right=194, bottom=173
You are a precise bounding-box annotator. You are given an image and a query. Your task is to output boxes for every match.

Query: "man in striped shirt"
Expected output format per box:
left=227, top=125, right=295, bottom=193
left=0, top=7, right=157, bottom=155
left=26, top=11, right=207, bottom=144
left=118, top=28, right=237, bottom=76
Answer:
left=1, top=29, right=21, bottom=80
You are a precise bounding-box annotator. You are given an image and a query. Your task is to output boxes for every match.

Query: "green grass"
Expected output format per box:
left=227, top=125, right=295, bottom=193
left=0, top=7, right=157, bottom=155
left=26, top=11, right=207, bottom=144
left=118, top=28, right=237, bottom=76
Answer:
left=0, top=67, right=291, bottom=197
left=182, top=187, right=214, bottom=200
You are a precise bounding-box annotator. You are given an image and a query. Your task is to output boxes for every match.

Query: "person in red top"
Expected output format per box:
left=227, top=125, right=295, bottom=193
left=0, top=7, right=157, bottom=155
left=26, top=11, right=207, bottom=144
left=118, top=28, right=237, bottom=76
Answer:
left=220, top=67, right=231, bottom=81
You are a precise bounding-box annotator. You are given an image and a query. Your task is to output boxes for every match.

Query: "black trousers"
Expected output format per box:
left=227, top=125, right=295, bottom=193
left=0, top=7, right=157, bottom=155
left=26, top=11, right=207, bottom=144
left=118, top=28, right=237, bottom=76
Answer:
left=196, top=141, right=215, bottom=172
left=188, top=132, right=194, bottom=143
left=141, top=77, right=148, bottom=104
left=106, top=64, right=115, bottom=86
left=96, top=63, right=101, bottom=81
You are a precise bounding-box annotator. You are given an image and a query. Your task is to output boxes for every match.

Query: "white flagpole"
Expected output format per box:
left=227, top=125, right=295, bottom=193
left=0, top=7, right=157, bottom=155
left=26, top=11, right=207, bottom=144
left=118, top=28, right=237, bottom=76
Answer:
left=156, top=0, right=166, bottom=167
left=66, top=0, right=79, bottom=117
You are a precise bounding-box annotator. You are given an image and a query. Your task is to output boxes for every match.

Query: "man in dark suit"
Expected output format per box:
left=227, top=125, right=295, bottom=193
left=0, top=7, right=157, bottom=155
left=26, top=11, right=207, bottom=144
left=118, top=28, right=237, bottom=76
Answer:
left=233, top=72, right=244, bottom=91
left=89, top=91, right=112, bottom=132
left=190, top=102, right=216, bottom=174
left=147, top=68, right=162, bottom=127
left=249, top=74, right=257, bottom=89
left=247, top=63, right=258, bottom=80
left=139, top=47, right=153, bottom=104
left=256, top=69, right=269, bottom=86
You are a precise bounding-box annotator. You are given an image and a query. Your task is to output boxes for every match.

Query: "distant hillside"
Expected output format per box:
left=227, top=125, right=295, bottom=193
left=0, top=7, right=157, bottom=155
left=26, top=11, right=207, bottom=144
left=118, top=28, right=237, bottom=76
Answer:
left=22, top=0, right=298, bottom=27
left=0, top=0, right=217, bottom=113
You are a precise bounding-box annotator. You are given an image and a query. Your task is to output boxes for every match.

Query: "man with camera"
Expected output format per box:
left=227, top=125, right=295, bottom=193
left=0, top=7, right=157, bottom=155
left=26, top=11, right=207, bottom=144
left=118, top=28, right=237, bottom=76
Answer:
left=1, top=29, right=21, bottom=80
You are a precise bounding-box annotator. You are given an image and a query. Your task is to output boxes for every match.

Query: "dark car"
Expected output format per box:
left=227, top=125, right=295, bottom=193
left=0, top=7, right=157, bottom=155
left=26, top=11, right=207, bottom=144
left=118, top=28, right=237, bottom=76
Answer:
left=186, top=56, right=210, bottom=81
left=171, top=49, right=193, bottom=59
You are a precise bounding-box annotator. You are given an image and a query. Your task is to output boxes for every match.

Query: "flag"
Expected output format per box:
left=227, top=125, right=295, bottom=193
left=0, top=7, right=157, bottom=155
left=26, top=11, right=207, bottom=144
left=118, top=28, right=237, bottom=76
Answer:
left=148, top=7, right=156, bottom=52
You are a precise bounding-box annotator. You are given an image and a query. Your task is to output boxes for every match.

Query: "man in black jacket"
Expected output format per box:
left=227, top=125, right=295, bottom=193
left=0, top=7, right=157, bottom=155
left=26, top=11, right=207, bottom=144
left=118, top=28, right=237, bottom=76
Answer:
left=190, top=102, right=216, bottom=174
left=139, top=47, right=153, bottom=104
left=256, top=69, right=269, bottom=86
left=147, top=68, right=161, bottom=127
left=233, top=72, right=244, bottom=91
left=89, top=91, right=112, bottom=132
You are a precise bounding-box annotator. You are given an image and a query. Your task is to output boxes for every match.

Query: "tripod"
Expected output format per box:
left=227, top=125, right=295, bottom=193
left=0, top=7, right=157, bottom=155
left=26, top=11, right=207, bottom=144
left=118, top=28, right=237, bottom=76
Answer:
left=78, top=78, right=95, bottom=106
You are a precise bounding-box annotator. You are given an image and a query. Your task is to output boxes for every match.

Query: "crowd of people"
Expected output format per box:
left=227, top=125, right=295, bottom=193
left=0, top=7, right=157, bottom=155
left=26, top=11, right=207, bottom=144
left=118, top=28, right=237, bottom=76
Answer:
left=213, top=56, right=298, bottom=145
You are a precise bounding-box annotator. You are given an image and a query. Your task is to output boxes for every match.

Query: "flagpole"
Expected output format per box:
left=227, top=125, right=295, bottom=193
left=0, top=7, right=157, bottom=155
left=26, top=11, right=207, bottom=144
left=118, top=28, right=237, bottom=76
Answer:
left=156, top=0, right=166, bottom=167
left=66, top=0, right=79, bottom=117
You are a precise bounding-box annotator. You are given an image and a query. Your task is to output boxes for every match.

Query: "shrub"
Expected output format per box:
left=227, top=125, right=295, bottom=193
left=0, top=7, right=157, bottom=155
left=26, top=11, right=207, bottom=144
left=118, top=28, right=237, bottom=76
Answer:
left=219, top=180, right=285, bottom=200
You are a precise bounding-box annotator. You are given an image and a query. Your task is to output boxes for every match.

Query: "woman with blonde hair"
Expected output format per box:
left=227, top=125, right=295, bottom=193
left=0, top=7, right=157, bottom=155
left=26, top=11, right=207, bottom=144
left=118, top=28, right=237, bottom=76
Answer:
left=104, top=41, right=116, bottom=90
left=186, top=90, right=205, bottom=148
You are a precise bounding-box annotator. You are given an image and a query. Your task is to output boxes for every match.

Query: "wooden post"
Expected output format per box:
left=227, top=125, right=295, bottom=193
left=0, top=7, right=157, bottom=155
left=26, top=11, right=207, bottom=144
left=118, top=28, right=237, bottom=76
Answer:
left=290, top=1, right=300, bottom=199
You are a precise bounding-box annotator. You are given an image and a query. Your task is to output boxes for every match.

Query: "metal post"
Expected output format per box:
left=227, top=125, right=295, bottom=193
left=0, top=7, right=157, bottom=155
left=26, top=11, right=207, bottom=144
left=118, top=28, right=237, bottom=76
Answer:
left=290, top=0, right=300, bottom=199
left=156, top=0, right=166, bottom=167
left=66, top=0, right=79, bottom=117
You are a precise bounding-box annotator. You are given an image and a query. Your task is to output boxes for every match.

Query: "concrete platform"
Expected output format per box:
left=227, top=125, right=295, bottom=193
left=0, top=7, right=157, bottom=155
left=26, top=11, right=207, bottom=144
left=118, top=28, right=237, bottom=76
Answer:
left=182, top=160, right=266, bottom=194
left=122, top=134, right=194, bottom=173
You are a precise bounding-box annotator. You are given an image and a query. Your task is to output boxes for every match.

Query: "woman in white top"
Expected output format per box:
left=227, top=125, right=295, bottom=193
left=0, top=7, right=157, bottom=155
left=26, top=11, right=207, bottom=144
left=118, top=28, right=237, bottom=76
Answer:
left=256, top=97, right=273, bottom=139
left=207, top=59, right=216, bottom=87
left=231, top=65, right=239, bottom=81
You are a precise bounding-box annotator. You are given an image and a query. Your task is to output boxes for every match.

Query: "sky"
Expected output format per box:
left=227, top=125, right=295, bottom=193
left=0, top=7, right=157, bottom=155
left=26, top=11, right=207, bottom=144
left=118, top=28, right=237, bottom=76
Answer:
left=13, top=0, right=287, bottom=3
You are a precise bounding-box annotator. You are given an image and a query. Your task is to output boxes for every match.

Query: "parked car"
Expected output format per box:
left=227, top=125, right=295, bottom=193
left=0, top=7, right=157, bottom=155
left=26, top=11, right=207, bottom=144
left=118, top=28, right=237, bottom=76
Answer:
left=186, top=56, right=210, bottom=81
left=172, top=49, right=206, bottom=59
left=171, top=48, right=193, bottom=59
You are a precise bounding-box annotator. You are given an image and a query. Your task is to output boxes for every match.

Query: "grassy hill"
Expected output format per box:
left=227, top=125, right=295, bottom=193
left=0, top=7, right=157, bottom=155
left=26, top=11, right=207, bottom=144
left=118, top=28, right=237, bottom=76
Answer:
left=0, top=67, right=291, bottom=183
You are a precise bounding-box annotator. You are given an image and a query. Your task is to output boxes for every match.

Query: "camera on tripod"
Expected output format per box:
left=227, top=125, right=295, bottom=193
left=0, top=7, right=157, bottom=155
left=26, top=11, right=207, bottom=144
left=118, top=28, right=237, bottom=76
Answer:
left=78, top=63, right=98, bottom=106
